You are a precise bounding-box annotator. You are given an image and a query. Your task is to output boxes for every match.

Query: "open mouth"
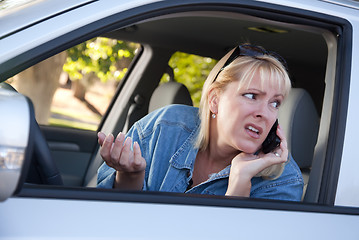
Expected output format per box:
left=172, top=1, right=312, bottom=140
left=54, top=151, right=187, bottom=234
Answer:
left=248, top=126, right=259, bottom=134
left=245, top=125, right=262, bottom=139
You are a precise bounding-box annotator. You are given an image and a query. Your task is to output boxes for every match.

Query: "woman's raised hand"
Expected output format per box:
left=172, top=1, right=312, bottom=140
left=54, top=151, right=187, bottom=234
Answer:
left=98, top=132, right=146, bottom=190
left=225, top=125, right=288, bottom=197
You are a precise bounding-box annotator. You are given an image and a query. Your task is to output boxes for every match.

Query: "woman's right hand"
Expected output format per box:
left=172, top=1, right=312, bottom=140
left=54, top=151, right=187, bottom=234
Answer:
left=98, top=132, right=146, bottom=190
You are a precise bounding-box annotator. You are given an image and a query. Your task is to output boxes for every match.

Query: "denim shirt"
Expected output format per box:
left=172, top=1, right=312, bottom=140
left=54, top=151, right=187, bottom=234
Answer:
left=97, top=104, right=303, bottom=201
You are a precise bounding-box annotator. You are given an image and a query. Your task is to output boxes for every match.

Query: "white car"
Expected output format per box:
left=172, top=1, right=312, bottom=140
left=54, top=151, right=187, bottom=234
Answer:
left=1, top=0, right=359, bottom=239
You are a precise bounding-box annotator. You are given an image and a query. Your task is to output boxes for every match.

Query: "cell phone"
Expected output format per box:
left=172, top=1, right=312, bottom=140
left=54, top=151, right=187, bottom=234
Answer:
left=261, top=119, right=281, bottom=154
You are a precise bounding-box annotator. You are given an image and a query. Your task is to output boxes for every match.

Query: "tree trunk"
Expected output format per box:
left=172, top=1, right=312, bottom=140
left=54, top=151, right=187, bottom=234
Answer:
left=13, top=52, right=67, bottom=124
left=73, top=80, right=86, bottom=101
left=72, top=72, right=97, bottom=101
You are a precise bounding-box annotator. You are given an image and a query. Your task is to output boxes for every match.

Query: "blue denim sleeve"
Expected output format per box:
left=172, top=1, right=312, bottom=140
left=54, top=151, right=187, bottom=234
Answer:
left=250, top=156, right=304, bottom=201
left=97, top=165, right=116, bottom=188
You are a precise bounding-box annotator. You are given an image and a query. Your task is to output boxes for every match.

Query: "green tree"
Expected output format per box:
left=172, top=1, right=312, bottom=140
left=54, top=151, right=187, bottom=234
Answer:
left=63, top=37, right=139, bottom=99
left=162, top=52, right=217, bottom=107
left=65, top=39, right=215, bottom=107
left=64, top=37, right=138, bottom=82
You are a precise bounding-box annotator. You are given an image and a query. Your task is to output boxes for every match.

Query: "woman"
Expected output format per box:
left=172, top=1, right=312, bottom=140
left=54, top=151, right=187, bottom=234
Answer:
left=97, top=44, right=303, bottom=201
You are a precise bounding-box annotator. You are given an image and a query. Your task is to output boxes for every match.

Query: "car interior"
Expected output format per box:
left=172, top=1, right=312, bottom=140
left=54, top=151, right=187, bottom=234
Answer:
left=13, top=8, right=343, bottom=204
left=84, top=10, right=335, bottom=203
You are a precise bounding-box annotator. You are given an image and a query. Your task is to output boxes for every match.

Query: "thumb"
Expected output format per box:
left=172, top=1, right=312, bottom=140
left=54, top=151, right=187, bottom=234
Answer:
left=133, top=141, right=146, bottom=170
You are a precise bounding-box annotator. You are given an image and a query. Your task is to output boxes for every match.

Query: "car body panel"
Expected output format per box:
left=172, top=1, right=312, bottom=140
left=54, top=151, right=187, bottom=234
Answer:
left=1, top=196, right=359, bottom=239
left=0, top=0, right=95, bottom=38
left=1, top=0, right=359, bottom=238
left=335, top=28, right=359, bottom=207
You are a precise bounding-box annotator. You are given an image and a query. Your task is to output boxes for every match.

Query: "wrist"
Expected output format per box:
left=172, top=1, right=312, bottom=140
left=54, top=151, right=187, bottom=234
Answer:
left=114, top=170, right=145, bottom=190
left=226, top=177, right=252, bottom=197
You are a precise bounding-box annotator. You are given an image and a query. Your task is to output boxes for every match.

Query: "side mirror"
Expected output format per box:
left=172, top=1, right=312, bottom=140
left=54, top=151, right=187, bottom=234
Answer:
left=0, top=88, right=33, bottom=201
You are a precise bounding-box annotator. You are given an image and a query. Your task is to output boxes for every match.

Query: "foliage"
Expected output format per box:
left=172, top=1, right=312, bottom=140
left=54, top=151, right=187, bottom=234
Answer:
left=63, top=37, right=217, bottom=108
left=162, top=52, right=217, bottom=107
left=63, top=37, right=139, bottom=82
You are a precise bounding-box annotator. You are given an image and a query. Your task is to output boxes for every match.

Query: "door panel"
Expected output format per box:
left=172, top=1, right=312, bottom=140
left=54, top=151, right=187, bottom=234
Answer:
left=1, top=195, right=359, bottom=239
left=40, top=126, right=98, bottom=186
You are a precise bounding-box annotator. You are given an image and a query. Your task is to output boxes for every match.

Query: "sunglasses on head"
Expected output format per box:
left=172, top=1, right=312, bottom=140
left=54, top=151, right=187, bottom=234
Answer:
left=212, top=44, right=288, bottom=83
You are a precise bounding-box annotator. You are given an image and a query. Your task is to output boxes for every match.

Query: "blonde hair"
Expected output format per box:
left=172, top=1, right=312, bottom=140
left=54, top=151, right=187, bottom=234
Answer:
left=195, top=46, right=292, bottom=179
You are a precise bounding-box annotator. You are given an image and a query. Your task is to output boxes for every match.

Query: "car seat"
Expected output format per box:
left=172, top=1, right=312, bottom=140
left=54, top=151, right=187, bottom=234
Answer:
left=278, top=88, right=320, bottom=200
left=121, top=65, right=193, bottom=132
left=148, top=65, right=193, bottom=112
left=148, top=80, right=193, bottom=112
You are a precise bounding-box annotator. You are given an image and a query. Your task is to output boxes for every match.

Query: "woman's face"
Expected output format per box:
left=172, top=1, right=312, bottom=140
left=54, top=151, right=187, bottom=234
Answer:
left=214, top=71, right=285, bottom=154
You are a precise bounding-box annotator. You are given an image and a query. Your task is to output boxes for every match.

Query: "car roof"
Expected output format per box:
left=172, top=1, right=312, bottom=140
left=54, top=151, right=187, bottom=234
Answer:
left=0, top=0, right=96, bottom=38
left=0, top=0, right=355, bottom=80
left=320, top=0, right=359, bottom=10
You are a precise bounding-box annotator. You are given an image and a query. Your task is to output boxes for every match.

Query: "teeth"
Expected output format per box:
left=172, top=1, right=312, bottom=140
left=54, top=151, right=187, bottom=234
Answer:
left=248, top=126, right=259, bottom=133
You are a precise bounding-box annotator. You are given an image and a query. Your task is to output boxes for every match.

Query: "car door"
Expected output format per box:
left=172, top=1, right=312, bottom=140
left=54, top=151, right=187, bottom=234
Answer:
left=40, top=126, right=98, bottom=186
left=1, top=0, right=359, bottom=239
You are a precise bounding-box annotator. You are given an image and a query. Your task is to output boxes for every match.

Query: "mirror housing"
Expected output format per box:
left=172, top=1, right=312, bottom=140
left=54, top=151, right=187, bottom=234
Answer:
left=0, top=88, right=33, bottom=201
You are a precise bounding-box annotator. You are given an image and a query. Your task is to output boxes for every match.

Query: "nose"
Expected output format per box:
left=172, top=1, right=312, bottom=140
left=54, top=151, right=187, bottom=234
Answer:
left=254, top=101, right=270, bottom=119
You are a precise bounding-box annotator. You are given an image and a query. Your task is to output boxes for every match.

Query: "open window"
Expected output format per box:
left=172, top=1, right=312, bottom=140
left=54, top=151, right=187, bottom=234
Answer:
left=95, top=9, right=347, bottom=205
left=2, top=1, right=350, bottom=209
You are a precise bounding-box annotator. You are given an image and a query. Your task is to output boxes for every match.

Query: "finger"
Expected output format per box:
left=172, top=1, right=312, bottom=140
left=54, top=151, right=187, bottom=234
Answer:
left=271, top=144, right=287, bottom=162
left=276, top=124, right=287, bottom=145
left=97, top=132, right=106, bottom=146
left=133, top=141, right=145, bottom=171
left=275, top=125, right=288, bottom=160
left=258, top=155, right=287, bottom=171
left=231, top=153, right=284, bottom=180
left=100, top=134, right=114, bottom=164
left=119, top=137, right=133, bottom=170
left=241, top=152, right=258, bottom=161
left=110, top=132, right=125, bottom=163
left=272, top=151, right=281, bottom=158
left=279, top=141, right=289, bottom=161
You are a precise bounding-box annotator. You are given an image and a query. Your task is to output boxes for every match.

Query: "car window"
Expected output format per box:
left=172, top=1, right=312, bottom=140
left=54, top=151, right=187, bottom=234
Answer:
left=160, top=51, right=217, bottom=107
left=8, top=37, right=140, bottom=131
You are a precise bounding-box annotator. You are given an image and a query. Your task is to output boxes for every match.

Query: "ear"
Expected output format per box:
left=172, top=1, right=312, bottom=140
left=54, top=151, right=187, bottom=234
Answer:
left=208, top=88, right=219, bottom=114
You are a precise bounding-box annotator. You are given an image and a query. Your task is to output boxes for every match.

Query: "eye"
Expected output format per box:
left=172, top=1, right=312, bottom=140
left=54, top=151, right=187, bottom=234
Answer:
left=243, top=93, right=256, bottom=100
left=270, top=100, right=281, bottom=109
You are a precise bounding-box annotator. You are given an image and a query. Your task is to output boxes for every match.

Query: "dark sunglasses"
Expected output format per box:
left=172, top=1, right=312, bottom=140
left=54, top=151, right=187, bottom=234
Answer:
left=212, top=44, right=288, bottom=83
